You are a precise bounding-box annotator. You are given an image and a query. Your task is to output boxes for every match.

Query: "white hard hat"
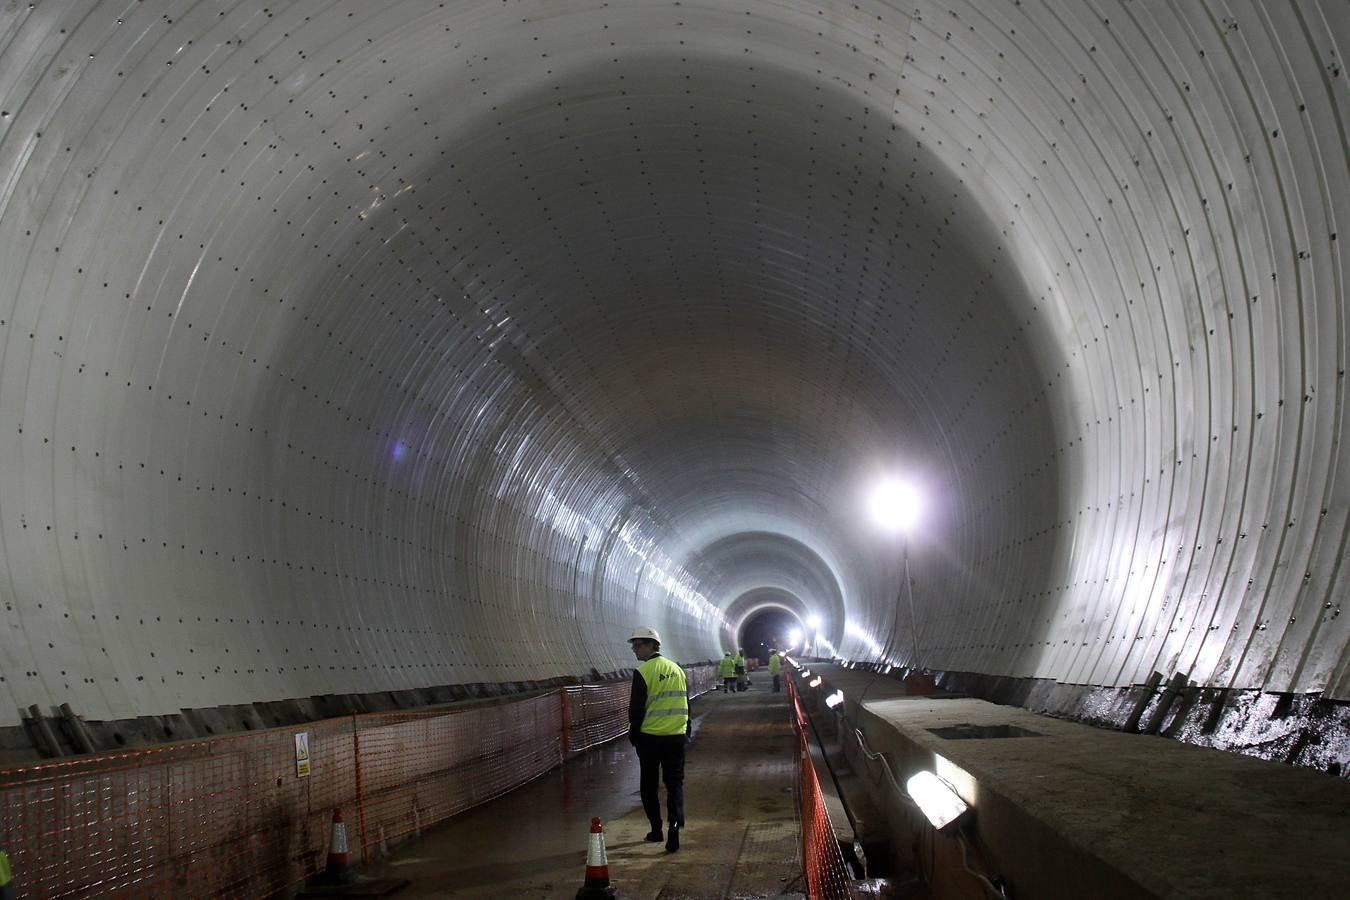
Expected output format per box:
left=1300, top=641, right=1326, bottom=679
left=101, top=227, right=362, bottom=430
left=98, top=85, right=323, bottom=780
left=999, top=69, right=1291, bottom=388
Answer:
left=628, top=625, right=661, bottom=643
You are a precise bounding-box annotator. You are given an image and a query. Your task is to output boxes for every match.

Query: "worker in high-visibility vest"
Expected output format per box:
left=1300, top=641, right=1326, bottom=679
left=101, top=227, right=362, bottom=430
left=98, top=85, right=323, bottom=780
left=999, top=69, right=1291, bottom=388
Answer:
left=627, top=625, right=689, bottom=852
left=717, top=651, right=737, bottom=692
left=767, top=650, right=783, bottom=693
left=733, top=650, right=747, bottom=692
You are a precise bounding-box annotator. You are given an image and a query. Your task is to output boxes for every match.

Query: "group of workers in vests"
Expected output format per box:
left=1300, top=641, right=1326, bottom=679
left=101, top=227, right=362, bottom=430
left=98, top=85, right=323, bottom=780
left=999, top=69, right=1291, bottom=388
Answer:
left=716, top=647, right=783, bottom=693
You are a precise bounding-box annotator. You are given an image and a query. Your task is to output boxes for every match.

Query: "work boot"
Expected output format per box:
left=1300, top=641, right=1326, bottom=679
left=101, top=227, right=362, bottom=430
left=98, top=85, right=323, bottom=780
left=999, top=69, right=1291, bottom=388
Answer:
left=644, top=826, right=663, bottom=842
left=665, top=823, right=680, bottom=852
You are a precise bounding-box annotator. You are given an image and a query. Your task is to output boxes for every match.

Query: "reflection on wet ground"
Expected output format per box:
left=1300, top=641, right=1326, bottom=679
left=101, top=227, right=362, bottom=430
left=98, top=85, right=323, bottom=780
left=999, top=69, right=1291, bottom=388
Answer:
left=362, top=680, right=803, bottom=899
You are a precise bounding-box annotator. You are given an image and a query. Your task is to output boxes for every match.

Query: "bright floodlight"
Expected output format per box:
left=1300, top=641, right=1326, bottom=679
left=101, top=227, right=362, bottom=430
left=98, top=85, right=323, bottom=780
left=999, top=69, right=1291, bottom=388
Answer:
left=870, top=479, right=922, bottom=532
left=787, top=628, right=803, bottom=647
left=809, top=676, right=823, bottom=688
left=806, top=614, right=822, bottom=630
left=906, top=771, right=969, bottom=830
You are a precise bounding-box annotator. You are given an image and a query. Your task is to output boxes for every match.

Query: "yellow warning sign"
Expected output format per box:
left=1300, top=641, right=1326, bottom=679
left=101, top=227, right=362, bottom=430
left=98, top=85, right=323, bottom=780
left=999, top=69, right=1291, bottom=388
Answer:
left=295, top=732, right=311, bottom=777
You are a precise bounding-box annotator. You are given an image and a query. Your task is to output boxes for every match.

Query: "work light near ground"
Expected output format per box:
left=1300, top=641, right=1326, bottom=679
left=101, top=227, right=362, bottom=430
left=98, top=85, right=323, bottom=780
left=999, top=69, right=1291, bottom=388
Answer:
left=906, top=770, right=969, bottom=830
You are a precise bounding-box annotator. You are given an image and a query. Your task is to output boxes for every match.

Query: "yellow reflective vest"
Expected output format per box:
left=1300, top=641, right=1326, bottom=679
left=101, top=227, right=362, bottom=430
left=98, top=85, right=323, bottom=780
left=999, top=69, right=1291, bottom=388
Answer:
left=638, top=655, right=689, bottom=736
left=718, top=655, right=736, bottom=677
left=767, top=653, right=782, bottom=674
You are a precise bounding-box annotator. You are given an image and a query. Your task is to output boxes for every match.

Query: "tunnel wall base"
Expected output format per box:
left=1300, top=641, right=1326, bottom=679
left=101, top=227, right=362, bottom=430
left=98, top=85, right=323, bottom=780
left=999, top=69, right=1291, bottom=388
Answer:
left=827, top=663, right=1350, bottom=777
left=5, top=663, right=714, bottom=764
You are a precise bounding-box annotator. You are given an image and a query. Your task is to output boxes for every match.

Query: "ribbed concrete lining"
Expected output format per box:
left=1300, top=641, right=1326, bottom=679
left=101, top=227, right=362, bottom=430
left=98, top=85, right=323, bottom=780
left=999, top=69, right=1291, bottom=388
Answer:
left=0, top=1, right=1344, bottom=726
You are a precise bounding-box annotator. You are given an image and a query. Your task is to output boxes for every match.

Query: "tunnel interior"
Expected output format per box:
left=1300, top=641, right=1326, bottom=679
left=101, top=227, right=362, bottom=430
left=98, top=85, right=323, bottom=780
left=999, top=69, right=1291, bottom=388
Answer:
left=738, top=608, right=801, bottom=663
left=0, top=0, right=1345, bottom=768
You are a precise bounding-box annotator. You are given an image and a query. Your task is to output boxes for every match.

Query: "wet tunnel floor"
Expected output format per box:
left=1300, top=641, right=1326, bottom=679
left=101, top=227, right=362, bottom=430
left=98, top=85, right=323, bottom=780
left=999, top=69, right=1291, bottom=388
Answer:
left=361, top=680, right=803, bottom=899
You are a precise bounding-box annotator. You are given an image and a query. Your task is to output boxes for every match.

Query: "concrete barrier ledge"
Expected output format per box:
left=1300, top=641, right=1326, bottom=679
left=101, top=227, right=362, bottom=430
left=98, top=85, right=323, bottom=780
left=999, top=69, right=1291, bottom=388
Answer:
left=800, top=662, right=1350, bottom=899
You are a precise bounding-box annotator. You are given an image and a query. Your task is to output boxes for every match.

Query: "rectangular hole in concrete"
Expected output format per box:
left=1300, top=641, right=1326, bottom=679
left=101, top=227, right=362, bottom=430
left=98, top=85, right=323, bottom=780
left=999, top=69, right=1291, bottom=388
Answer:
left=927, top=723, right=1044, bottom=740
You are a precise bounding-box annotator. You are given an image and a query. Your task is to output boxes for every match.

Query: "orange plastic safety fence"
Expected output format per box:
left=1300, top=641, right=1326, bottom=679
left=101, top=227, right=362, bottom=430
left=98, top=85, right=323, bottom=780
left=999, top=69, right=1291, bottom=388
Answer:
left=350, top=691, right=565, bottom=861
left=558, top=664, right=716, bottom=758
left=0, top=717, right=356, bottom=897
left=0, top=665, right=714, bottom=898
left=789, top=675, right=854, bottom=900
left=563, top=684, right=630, bottom=754
left=685, top=664, right=717, bottom=699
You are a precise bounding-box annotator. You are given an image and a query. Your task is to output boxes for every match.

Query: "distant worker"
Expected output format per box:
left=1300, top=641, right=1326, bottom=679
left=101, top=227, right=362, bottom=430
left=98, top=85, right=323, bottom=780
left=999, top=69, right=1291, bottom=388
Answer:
left=734, top=649, right=747, bottom=692
left=627, top=626, right=689, bottom=852
left=718, top=651, right=736, bottom=692
left=768, top=650, right=783, bottom=692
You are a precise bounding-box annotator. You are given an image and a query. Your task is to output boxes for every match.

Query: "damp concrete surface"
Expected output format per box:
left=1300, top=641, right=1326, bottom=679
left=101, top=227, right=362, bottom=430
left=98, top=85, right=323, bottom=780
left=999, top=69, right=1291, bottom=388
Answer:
left=356, top=679, right=805, bottom=898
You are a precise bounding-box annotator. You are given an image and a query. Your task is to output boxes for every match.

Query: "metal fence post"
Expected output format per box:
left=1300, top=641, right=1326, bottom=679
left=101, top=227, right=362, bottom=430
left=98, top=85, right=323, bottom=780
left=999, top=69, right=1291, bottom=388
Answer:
left=351, top=713, right=370, bottom=864
left=559, top=686, right=571, bottom=761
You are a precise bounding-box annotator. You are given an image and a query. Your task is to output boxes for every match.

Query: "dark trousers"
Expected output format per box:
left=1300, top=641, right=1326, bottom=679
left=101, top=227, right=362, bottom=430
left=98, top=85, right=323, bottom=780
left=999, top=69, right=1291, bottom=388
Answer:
left=722, top=676, right=736, bottom=692
left=635, top=734, right=686, bottom=828
left=772, top=673, right=781, bottom=692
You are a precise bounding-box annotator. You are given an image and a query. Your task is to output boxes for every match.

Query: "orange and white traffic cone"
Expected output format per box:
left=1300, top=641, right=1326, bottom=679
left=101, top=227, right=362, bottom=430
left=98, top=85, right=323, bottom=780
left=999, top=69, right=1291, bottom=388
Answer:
left=575, top=817, right=618, bottom=899
left=317, top=808, right=357, bottom=885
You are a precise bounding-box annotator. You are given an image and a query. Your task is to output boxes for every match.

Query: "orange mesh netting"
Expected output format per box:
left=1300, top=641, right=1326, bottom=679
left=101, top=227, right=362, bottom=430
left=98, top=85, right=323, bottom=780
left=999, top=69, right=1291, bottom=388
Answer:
left=788, top=675, right=854, bottom=900
left=0, top=665, right=714, bottom=898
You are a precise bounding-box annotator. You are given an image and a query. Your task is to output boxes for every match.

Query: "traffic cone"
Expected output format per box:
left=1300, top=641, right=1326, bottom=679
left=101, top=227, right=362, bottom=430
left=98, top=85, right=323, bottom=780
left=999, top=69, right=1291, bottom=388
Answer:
left=298, top=808, right=411, bottom=897
left=317, top=808, right=357, bottom=885
left=575, top=817, right=618, bottom=899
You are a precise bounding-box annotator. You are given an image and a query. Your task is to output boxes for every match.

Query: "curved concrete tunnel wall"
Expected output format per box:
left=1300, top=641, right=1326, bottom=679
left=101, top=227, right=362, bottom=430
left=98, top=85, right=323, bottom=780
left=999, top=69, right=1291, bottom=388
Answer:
left=0, top=2, right=1346, bottom=735
left=700, top=532, right=847, bottom=652
left=725, top=588, right=807, bottom=652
